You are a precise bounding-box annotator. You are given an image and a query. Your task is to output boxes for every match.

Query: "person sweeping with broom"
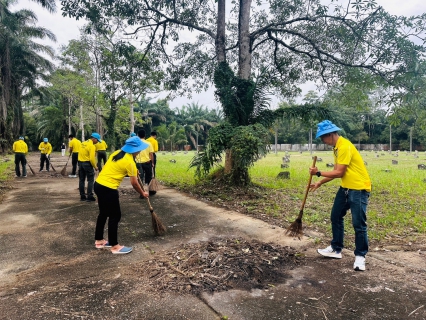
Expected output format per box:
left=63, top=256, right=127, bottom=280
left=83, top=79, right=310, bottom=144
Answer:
left=94, top=136, right=150, bottom=254
left=309, top=120, right=371, bottom=272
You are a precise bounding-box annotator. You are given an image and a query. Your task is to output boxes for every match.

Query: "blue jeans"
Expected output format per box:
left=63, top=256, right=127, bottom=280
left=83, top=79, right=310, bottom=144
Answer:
left=330, top=187, right=370, bottom=256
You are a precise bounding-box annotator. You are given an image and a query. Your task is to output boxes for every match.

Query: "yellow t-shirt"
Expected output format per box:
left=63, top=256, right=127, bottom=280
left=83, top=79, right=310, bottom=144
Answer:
left=13, top=140, right=28, bottom=153
left=38, top=142, right=52, bottom=155
left=334, top=136, right=371, bottom=192
left=135, top=139, right=153, bottom=163
left=69, top=138, right=82, bottom=153
left=96, top=151, right=138, bottom=189
left=146, top=137, right=158, bottom=153
left=78, top=139, right=97, bottom=168
left=95, top=140, right=108, bottom=151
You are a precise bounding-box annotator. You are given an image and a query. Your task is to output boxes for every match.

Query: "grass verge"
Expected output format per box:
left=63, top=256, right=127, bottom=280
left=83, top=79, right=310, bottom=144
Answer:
left=156, top=150, right=426, bottom=250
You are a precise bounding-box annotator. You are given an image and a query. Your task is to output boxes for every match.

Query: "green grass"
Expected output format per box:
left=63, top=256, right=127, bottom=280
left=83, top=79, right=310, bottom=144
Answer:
left=156, top=150, right=426, bottom=247
left=0, top=155, right=14, bottom=182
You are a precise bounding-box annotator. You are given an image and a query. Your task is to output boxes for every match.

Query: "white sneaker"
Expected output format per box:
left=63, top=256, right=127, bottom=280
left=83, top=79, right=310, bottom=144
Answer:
left=354, top=256, right=366, bottom=271
left=317, top=246, right=342, bottom=259
left=68, top=175, right=77, bottom=178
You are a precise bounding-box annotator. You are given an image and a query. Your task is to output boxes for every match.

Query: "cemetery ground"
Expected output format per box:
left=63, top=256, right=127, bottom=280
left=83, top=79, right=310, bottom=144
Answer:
left=0, top=151, right=425, bottom=319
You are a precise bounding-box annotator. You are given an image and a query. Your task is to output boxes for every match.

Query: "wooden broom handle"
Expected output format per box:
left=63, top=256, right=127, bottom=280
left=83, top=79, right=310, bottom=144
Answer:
left=300, top=156, right=317, bottom=211
left=137, top=174, right=154, bottom=211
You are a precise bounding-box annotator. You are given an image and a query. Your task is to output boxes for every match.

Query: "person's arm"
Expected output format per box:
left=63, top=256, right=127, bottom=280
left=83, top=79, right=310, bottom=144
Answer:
left=89, top=145, right=98, bottom=170
left=130, top=176, right=149, bottom=198
left=309, top=164, right=347, bottom=191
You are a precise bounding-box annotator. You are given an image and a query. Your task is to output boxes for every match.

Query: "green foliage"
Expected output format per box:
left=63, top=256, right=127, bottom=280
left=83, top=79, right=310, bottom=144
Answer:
left=190, top=122, right=270, bottom=186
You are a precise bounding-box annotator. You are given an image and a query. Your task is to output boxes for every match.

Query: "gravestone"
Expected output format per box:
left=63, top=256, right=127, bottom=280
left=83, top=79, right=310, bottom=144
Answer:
left=277, top=171, right=290, bottom=179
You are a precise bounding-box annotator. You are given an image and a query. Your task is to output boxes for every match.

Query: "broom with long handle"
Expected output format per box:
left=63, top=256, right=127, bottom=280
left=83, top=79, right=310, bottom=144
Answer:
left=48, top=155, right=57, bottom=172
left=27, top=162, right=36, bottom=175
left=148, top=166, right=161, bottom=192
left=137, top=174, right=166, bottom=236
left=60, top=154, right=72, bottom=176
left=286, top=156, right=317, bottom=237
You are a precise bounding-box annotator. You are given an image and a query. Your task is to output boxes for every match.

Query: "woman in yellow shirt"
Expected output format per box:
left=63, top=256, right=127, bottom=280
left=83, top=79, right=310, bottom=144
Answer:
left=94, top=136, right=149, bottom=254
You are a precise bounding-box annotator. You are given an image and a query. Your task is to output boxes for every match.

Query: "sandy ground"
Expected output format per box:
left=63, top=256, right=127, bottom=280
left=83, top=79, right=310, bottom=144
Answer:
left=0, top=154, right=425, bottom=319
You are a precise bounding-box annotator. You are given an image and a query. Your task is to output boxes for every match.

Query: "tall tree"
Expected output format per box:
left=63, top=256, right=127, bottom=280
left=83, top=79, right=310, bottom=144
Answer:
left=62, top=0, right=426, bottom=183
left=0, top=0, right=55, bottom=150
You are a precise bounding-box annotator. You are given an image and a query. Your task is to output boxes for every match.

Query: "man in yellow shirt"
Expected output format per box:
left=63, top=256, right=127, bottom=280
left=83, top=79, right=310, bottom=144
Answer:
left=12, top=136, right=28, bottom=177
left=68, top=134, right=82, bottom=178
left=146, top=131, right=158, bottom=176
left=78, top=133, right=101, bottom=202
left=95, top=139, right=108, bottom=171
left=38, top=138, right=52, bottom=172
left=135, top=130, right=154, bottom=195
left=309, top=120, right=371, bottom=272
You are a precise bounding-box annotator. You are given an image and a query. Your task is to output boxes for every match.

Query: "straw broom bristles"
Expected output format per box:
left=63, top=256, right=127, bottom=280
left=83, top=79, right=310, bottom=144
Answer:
left=137, top=175, right=166, bottom=236
left=60, top=155, right=71, bottom=176
left=148, top=168, right=161, bottom=192
left=286, top=156, right=317, bottom=237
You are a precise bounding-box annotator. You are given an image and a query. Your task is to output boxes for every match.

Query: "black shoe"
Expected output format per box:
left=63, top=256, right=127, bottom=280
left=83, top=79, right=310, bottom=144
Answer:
left=86, top=196, right=96, bottom=202
left=80, top=196, right=87, bottom=201
left=149, top=190, right=157, bottom=196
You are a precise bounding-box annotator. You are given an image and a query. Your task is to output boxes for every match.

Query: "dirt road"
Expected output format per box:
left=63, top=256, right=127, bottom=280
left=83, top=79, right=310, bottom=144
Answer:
left=0, top=154, right=425, bottom=319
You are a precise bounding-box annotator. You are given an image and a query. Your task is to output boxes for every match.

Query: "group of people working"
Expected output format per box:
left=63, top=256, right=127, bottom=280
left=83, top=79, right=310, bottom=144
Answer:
left=13, top=131, right=159, bottom=255
left=12, top=120, right=371, bottom=269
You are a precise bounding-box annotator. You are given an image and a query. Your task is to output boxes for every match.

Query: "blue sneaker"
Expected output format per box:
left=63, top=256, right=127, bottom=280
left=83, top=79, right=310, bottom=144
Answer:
left=111, top=246, right=133, bottom=254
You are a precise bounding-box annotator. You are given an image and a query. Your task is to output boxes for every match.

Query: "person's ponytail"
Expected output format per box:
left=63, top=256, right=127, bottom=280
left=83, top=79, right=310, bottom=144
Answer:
left=112, top=150, right=126, bottom=162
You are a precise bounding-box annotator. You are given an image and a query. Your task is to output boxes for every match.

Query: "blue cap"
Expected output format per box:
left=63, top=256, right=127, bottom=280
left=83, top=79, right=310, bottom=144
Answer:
left=91, top=132, right=102, bottom=142
left=316, top=120, right=341, bottom=139
left=130, top=132, right=136, bottom=137
left=19, top=136, right=24, bottom=140
left=43, top=138, right=48, bottom=142
left=121, top=136, right=149, bottom=154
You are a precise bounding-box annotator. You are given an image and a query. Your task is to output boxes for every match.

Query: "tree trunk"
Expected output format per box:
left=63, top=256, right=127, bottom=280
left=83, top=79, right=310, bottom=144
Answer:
left=129, top=91, right=135, bottom=133
left=238, top=0, right=252, bottom=79
left=80, top=104, right=85, bottom=141
left=215, top=0, right=226, bottom=63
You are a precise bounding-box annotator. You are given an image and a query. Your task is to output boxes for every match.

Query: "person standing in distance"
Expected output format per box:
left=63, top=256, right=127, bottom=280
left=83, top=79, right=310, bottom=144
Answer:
left=38, top=138, right=52, bottom=172
left=146, top=131, right=158, bottom=176
left=13, top=136, right=28, bottom=177
left=309, top=120, right=371, bottom=272
left=68, top=134, right=81, bottom=178
left=95, top=138, right=108, bottom=172
left=94, top=136, right=149, bottom=254
left=61, top=143, right=66, bottom=157
left=135, top=129, right=154, bottom=194
left=78, top=133, right=101, bottom=201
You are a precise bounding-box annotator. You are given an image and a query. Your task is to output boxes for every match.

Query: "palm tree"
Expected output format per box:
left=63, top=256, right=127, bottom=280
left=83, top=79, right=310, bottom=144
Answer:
left=0, top=0, right=56, bottom=149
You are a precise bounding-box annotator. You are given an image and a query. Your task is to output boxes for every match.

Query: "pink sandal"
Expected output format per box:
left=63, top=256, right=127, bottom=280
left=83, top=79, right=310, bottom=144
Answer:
left=95, top=240, right=111, bottom=249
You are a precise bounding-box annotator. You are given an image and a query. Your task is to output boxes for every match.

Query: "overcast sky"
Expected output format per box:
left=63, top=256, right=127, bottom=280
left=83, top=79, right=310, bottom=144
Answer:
left=13, top=0, right=426, bottom=110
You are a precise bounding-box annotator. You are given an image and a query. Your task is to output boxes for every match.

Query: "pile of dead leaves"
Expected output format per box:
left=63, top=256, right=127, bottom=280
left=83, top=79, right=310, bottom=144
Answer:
left=132, top=237, right=304, bottom=295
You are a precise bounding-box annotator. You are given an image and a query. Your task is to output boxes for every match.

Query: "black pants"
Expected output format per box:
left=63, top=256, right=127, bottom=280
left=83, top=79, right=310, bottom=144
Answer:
left=94, top=182, right=121, bottom=246
left=15, top=153, right=27, bottom=176
left=97, top=151, right=107, bottom=171
left=136, top=162, right=152, bottom=184
left=152, top=153, right=157, bottom=176
left=78, top=161, right=95, bottom=197
left=71, top=153, right=79, bottom=175
left=40, top=154, right=50, bottom=171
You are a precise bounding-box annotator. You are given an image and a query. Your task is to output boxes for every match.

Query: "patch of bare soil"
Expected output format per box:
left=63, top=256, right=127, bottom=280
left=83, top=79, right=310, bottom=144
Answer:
left=132, top=237, right=304, bottom=295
